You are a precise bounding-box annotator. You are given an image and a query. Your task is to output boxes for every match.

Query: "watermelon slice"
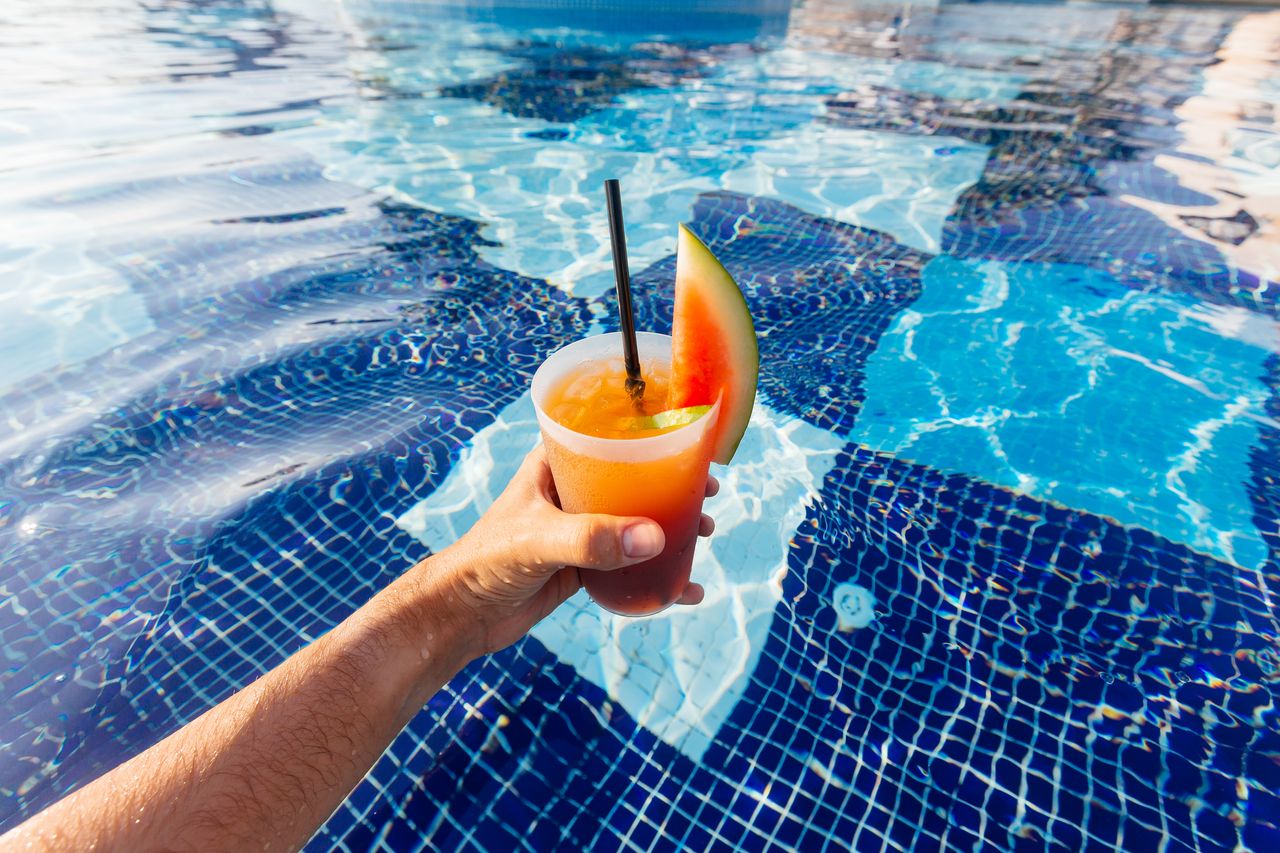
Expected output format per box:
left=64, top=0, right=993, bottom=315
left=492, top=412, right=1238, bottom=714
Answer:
left=668, top=224, right=758, bottom=465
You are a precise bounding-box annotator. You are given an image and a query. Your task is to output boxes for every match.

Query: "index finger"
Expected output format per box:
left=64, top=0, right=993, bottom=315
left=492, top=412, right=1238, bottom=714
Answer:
left=511, top=444, right=553, bottom=498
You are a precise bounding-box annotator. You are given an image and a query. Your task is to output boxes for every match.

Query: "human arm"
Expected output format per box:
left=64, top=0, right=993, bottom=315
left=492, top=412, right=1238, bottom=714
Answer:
left=4, top=446, right=716, bottom=852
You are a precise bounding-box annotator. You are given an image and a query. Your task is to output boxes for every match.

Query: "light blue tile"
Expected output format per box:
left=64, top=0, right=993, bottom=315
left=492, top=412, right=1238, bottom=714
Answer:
left=852, top=256, right=1273, bottom=569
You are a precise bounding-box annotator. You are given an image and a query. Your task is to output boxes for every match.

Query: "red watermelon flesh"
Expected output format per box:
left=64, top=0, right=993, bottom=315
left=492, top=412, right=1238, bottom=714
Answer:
left=667, top=224, right=758, bottom=465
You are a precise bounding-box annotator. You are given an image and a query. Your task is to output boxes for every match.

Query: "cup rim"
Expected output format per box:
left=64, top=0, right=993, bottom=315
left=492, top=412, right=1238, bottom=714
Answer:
left=531, top=332, right=722, bottom=461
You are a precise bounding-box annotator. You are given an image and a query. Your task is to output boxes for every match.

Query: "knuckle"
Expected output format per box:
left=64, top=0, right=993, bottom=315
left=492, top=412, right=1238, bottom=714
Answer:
left=576, top=518, right=617, bottom=566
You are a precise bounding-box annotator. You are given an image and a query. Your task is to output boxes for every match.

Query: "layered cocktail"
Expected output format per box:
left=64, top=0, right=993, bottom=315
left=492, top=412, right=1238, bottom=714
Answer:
left=532, top=333, right=719, bottom=616
left=532, top=224, right=758, bottom=617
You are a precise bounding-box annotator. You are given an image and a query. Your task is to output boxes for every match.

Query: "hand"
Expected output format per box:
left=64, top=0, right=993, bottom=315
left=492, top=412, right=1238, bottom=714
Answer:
left=435, top=445, right=718, bottom=656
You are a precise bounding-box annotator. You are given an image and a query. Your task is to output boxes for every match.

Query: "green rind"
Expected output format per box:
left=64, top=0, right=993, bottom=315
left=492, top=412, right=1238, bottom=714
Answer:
left=675, top=224, right=759, bottom=465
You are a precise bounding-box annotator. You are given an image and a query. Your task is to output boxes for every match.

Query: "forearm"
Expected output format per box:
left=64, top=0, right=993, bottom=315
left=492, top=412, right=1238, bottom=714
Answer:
left=5, top=551, right=478, bottom=853
left=4, top=446, right=675, bottom=851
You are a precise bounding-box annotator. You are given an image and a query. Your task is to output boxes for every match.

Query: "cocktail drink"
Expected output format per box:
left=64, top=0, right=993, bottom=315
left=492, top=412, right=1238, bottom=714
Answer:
left=532, top=215, right=757, bottom=615
left=531, top=332, right=720, bottom=616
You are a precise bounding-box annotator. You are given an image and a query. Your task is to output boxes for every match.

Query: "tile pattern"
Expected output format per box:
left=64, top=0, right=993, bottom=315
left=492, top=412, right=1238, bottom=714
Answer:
left=1252, top=354, right=1280, bottom=573
left=716, top=443, right=1280, bottom=850
left=438, top=41, right=735, bottom=124
left=0, top=188, right=592, bottom=821
left=825, top=71, right=1279, bottom=317
left=322, top=437, right=1280, bottom=851
left=2, top=3, right=1278, bottom=853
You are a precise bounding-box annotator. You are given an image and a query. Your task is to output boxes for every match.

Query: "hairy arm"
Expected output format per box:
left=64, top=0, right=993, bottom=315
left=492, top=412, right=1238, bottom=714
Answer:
left=8, top=553, right=477, bottom=852
left=4, top=448, right=714, bottom=852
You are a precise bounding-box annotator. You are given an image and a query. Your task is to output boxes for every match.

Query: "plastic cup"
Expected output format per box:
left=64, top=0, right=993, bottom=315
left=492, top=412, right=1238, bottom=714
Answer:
left=531, top=332, right=720, bottom=616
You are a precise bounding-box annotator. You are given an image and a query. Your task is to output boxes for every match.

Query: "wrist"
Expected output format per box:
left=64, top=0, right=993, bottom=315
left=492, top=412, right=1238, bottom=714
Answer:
left=414, top=540, right=501, bottom=659
left=344, top=553, right=484, bottom=718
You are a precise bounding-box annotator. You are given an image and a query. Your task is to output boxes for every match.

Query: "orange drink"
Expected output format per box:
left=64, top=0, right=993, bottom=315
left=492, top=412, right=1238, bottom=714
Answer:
left=531, top=332, right=720, bottom=616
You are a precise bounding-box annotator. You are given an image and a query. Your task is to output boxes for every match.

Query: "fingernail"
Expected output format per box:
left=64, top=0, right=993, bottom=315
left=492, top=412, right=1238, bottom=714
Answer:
left=622, top=523, right=663, bottom=558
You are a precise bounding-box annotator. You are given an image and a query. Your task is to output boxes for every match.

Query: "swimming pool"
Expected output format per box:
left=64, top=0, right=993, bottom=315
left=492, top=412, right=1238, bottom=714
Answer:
left=2, top=0, right=1278, bottom=847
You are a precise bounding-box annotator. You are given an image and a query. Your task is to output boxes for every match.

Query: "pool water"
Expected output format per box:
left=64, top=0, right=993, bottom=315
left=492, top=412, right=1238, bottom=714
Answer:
left=2, top=0, right=1278, bottom=849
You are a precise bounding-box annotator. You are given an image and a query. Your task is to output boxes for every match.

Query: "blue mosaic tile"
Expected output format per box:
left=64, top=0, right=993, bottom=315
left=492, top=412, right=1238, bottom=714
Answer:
left=702, top=442, right=1280, bottom=850
left=0, top=191, right=592, bottom=826
left=441, top=44, right=653, bottom=124
left=822, top=34, right=1280, bottom=318
left=308, top=436, right=1280, bottom=851
left=438, top=41, right=745, bottom=124
left=5, top=3, right=1279, bottom=851
left=943, top=194, right=1276, bottom=318
left=1250, top=355, right=1280, bottom=564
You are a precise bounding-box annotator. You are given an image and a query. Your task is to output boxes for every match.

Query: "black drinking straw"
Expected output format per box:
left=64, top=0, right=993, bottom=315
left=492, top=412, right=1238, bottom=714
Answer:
left=604, top=178, right=645, bottom=404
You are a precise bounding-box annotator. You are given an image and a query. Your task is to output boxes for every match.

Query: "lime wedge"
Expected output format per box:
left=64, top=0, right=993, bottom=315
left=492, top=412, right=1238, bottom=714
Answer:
left=652, top=405, right=712, bottom=429
left=623, top=405, right=712, bottom=432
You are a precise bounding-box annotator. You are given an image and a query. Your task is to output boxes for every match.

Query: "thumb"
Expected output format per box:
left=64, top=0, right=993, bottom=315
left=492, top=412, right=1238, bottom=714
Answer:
left=537, top=512, right=666, bottom=571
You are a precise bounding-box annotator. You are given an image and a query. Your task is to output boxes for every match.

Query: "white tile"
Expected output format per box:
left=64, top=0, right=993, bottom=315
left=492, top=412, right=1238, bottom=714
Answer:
left=851, top=256, right=1273, bottom=569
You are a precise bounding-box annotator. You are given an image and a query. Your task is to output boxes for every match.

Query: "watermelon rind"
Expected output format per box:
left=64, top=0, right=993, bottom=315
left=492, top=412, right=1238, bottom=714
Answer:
left=670, top=224, right=759, bottom=465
